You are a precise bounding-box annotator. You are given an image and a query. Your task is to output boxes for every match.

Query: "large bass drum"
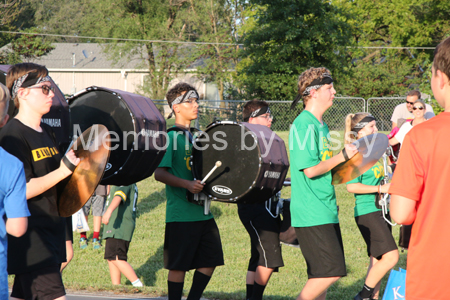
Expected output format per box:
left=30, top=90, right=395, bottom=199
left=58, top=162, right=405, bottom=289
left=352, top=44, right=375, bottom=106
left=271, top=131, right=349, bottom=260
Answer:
left=0, top=65, right=71, bottom=151
left=68, top=86, right=166, bottom=185
left=191, top=121, right=289, bottom=203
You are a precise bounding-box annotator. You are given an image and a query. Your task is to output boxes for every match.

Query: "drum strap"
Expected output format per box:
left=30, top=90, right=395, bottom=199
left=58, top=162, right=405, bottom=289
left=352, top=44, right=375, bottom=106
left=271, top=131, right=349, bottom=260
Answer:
left=167, top=126, right=195, bottom=143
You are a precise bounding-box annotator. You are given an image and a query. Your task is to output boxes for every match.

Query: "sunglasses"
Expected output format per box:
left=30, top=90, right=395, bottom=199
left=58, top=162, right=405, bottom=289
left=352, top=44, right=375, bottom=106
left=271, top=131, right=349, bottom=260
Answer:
left=406, top=100, right=415, bottom=105
left=27, top=85, right=55, bottom=95
left=413, top=106, right=424, bottom=110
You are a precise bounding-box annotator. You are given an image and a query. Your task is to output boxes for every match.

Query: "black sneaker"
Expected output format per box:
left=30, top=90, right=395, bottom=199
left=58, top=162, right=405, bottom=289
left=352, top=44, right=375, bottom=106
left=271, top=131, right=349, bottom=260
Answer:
left=354, top=294, right=371, bottom=300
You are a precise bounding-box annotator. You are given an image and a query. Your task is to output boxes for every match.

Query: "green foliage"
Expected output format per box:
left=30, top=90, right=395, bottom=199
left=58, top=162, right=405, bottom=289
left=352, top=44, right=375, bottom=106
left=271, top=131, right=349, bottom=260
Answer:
left=0, top=29, right=54, bottom=64
left=235, top=0, right=353, bottom=100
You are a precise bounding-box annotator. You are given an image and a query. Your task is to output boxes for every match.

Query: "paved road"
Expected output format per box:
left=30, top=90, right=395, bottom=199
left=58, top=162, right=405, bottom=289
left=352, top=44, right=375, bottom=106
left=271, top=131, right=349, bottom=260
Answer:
left=67, top=293, right=167, bottom=300
left=10, top=292, right=166, bottom=300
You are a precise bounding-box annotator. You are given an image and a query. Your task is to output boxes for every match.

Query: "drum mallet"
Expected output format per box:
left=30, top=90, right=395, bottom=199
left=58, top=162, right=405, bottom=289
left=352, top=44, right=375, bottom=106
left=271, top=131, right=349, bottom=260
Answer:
left=201, top=161, right=222, bottom=184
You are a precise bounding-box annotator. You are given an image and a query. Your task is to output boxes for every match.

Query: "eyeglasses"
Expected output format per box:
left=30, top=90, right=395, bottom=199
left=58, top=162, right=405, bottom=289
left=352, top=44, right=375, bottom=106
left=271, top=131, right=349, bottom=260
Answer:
left=27, top=85, right=55, bottom=95
left=413, top=106, right=424, bottom=110
left=258, top=114, right=273, bottom=120
left=406, top=100, right=415, bottom=105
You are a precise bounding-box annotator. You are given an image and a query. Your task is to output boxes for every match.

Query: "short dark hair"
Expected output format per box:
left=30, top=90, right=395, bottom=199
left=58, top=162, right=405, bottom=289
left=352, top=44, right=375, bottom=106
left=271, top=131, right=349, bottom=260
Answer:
left=406, top=90, right=421, bottom=99
left=166, top=82, right=197, bottom=108
left=433, top=37, right=450, bottom=81
left=242, top=100, right=269, bottom=122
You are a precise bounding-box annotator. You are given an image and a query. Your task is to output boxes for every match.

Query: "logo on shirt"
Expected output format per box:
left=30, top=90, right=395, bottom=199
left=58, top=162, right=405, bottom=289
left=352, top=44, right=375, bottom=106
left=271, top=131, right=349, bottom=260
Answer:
left=31, top=147, right=59, bottom=161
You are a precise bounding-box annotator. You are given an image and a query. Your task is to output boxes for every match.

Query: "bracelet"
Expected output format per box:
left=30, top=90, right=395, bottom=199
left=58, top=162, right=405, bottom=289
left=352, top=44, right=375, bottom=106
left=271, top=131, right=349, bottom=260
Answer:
left=342, top=148, right=349, bottom=161
left=62, top=155, right=77, bottom=172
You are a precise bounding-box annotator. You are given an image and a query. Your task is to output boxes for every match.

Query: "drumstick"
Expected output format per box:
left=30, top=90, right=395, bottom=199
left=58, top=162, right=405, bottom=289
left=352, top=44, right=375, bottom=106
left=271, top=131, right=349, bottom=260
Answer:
left=201, top=161, right=222, bottom=184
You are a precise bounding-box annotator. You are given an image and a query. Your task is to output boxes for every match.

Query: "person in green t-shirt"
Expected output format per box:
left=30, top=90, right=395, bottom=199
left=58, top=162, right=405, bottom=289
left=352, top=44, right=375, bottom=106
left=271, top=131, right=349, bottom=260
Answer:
left=345, top=113, right=399, bottom=300
left=289, top=67, right=358, bottom=300
left=102, top=184, right=143, bottom=287
left=154, top=83, right=224, bottom=300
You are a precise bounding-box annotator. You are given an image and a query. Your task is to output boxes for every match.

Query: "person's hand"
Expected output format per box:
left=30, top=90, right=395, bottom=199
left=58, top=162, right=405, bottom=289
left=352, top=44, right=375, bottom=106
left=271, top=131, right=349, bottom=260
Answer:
left=381, top=183, right=391, bottom=193
left=102, top=211, right=112, bottom=225
left=342, top=144, right=358, bottom=161
left=60, top=149, right=81, bottom=176
left=186, top=180, right=204, bottom=194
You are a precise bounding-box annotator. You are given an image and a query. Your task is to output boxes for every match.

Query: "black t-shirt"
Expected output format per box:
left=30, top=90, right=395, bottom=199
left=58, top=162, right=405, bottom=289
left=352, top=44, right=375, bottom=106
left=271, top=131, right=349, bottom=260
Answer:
left=0, top=119, right=66, bottom=274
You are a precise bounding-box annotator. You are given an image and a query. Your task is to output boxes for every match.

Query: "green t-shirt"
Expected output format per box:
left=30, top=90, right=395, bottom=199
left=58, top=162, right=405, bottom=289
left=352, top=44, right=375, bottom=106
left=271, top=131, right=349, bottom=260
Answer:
left=289, top=110, right=339, bottom=227
left=158, top=129, right=213, bottom=222
left=347, top=161, right=384, bottom=217
left=103, top=184, right=138, bottom=242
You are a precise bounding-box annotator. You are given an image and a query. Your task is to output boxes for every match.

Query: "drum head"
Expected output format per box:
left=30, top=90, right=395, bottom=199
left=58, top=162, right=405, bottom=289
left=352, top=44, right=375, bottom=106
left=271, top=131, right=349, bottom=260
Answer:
left=192, top=123, right=261, bottom=201
left=69, top=89, right=133, bottom=180
left=69, top=86, right=166, bottom=185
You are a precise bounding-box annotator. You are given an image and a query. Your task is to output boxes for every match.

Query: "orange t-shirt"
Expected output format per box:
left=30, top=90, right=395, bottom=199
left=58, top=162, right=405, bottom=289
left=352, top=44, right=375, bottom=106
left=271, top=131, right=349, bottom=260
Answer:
left=390, top=112, right=450, bottom=300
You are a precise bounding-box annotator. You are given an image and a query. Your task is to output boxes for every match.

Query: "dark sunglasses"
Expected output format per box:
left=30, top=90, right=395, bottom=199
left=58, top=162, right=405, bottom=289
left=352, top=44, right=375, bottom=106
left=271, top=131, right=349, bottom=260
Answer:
left=413, top=106, right=424, bottom=110
left=406, top=100, right=415, bottom=105
left=28, top=85, right=55, bottom=95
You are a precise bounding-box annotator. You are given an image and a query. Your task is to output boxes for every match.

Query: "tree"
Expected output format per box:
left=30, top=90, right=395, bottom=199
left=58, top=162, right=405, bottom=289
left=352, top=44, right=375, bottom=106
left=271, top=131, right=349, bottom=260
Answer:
left=187, top=0, right=245, bottom=100
left=235, top=0, right=353, bottom=100
left=0, top=30, right=54, bottom=64
left=334, top=0, right=450, bottom=98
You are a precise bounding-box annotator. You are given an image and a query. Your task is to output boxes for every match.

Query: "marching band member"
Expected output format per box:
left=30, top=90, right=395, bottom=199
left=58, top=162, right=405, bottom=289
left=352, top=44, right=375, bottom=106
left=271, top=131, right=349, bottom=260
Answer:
left=0, top=63, right=80, bottom=300
left=238, top=100, right=284, bottom=300
left=154, top=83, right=224, bottom=300
left=345, top=113, right=398, bottom=300
left=289, top=67, right=357, bottom=300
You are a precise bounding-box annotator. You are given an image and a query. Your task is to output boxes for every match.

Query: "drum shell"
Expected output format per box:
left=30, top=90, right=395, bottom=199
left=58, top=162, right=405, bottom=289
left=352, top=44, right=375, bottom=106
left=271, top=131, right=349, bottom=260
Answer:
left=68, top=86, right=166, bottom=185
left=191, top=122, right=289, bottom=203
left=0, top=65, right=71, bottom=152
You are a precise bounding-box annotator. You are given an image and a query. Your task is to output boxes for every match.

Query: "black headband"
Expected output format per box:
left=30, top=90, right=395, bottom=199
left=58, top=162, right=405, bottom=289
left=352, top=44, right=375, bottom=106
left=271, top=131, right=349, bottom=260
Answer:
left=11, top=72, right=51, bottom=100
left=244, top=106, right=271, bottom=122
left=353, top=115, right=376, bottom=133
left=290, top=73, right=333, bottom=110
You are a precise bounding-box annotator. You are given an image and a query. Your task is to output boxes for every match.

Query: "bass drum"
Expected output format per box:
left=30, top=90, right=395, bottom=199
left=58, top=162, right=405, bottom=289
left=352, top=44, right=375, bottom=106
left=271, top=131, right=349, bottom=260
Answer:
left=68, top=86, right=166, bottom=185
left=0, top=65, right=71, bottom=152
left=191, top=121, right=289, bottom=203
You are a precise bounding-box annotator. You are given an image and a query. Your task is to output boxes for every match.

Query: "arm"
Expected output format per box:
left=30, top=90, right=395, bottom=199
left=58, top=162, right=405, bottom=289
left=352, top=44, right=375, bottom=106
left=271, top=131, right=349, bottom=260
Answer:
left=303, top=144, right=358, bottom=179
left=347, top=182, right=390, bottom=194
left=154, top=167, right=203, bottom=194
left=6, top=217, right=28, bottom=237
left=392, top=121, right=397, bottom=129
left=389, top=137, right=399, bottom=146
left=26, top=150, right=80, bottom=199
left=102, top=195, right=122, bottom=225
left=390, top=194, right=417, bottom=225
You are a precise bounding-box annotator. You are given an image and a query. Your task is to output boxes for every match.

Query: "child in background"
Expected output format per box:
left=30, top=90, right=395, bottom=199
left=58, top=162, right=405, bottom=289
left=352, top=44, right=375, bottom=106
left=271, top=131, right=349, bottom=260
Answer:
left=102, top=184, right=143, bottom=287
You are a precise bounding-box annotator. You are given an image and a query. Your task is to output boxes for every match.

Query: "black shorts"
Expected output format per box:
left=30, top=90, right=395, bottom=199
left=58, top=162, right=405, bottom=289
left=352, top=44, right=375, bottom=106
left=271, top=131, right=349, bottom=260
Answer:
left=355, top=211, right=398, bottom=259
left=11, top=264, right=65, bottom=300
left=238, top=203, right=283, bottom=271
left=104, top=238, right=130, bottom=261
left=164, top=219, right=224, bottom=271
left=295, top=223, right=347, bottom=279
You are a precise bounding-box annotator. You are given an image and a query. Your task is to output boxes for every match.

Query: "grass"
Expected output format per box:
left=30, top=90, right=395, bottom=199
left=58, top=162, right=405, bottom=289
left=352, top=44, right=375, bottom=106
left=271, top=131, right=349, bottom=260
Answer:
left=9, top=130, right=406, bottom=299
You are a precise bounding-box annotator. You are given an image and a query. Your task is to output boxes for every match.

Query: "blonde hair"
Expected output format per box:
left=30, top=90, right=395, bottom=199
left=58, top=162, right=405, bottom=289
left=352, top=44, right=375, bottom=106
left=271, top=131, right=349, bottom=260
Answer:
left=344, top=112, right=371, bottom=144
left=0, top=83, right=10, bottom=123
left=297, top=67, right=331, bottom=107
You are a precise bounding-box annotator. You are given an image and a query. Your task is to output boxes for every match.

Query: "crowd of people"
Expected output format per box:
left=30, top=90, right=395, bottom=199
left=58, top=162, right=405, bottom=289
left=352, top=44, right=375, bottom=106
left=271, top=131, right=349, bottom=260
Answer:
left=0, top=36, right=449, bottom=300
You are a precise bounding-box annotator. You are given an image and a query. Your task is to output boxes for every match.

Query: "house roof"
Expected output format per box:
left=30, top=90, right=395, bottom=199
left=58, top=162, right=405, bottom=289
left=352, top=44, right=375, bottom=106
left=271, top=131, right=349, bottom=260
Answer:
left=29, top=43, right=147, bottom=70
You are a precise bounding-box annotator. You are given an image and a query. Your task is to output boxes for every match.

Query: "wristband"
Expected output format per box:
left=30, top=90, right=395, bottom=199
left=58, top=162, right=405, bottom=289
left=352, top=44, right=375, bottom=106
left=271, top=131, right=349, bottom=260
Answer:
left=62, top=155, right=77, bottom=172
left=342, top=148, right=349, bottom=161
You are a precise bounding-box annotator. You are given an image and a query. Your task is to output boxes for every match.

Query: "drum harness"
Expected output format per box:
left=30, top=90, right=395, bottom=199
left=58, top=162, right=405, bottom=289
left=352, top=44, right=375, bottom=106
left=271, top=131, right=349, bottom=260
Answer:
left=377, top=150, right=397, bottom=226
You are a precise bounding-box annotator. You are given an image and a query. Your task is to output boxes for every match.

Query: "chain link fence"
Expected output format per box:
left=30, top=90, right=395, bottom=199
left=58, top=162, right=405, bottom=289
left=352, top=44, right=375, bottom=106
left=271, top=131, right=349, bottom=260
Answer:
left=154, top=97, right=430, bottom=132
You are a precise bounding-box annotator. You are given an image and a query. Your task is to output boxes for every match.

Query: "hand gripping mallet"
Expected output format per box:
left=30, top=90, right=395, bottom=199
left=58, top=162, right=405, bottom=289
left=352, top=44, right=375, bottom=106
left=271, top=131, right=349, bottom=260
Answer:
left=195, top=161, right=222, bottom=215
